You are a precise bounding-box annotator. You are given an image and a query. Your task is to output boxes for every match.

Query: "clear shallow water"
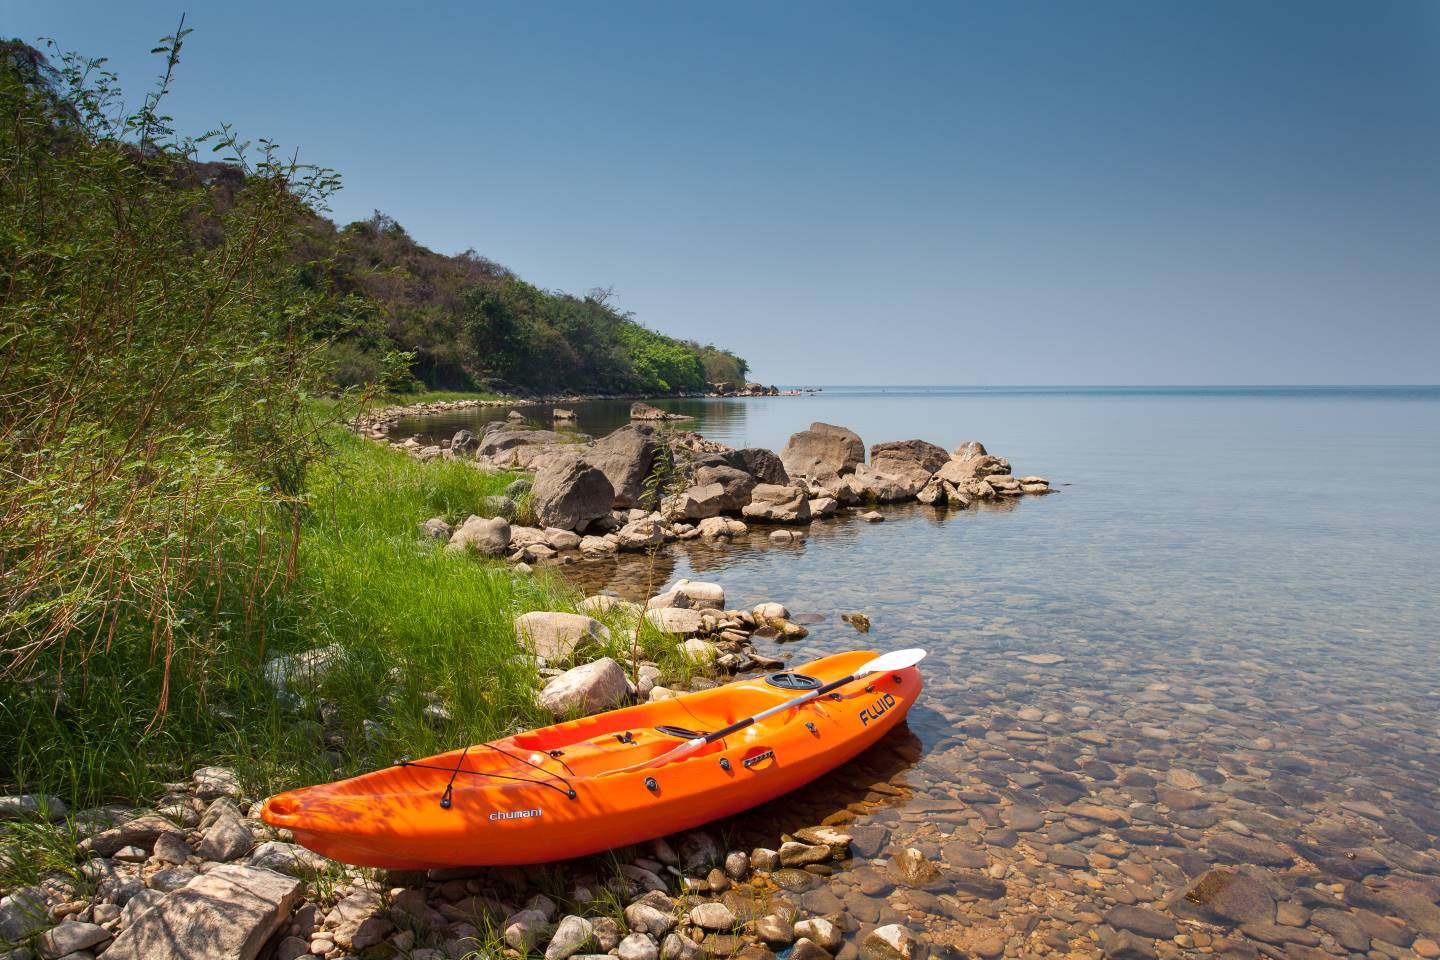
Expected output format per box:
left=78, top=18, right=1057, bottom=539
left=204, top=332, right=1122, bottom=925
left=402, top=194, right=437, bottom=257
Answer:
left=399, top=387, right=1440, bottom=955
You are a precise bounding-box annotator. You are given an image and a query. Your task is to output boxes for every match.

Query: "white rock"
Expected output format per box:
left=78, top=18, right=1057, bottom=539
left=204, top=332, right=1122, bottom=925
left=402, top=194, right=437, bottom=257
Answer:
left=670, top=580, right=724, bottom=610
left=752, top=602, right=790, bottom=621
left=192, top=766, right=244, bottom=802
left=644, top=608, right=706, bottom=636
left=679, top=639, right=717, bottom=663
left=537, top=658, right=631, bottom=716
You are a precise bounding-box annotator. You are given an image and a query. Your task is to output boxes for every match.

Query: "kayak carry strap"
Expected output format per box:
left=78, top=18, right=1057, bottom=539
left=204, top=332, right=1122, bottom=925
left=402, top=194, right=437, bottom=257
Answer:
left=398, top=741, right=578, bottom=807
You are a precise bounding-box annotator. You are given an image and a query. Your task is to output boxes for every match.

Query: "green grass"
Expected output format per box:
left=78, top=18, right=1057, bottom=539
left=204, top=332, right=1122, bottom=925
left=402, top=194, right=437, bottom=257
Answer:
left=1, top=431, right=705, bottom=837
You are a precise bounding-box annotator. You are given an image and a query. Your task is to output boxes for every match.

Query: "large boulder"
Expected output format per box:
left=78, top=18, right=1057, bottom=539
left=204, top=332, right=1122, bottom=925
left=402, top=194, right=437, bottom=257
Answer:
left=691, top=463, right=756, bottom=510
left=733, top=448, right=789, bottom=485
left=479, top=428, right=568, bottom=466
left=537, top=658, right=632, bottom=715
left=942, top=441, right=1011, bottom=480
left=870, top=440, right=949, bottom=475
left=780, top=423, right=864, bottom=479
left=587, top=425, right=659, bottom=509
left=447, top=516, right=512, bottom=556
left=533, top=459, right=615, bottom=531
left=515, top=612, right=611, bottom=663
left=100, top=863, right=303, bottom=960
left=846, top=439, right=950, bottom=501
left=668, top=484, right=727, bottom=521
left=742, top=484, right=812, bottom=523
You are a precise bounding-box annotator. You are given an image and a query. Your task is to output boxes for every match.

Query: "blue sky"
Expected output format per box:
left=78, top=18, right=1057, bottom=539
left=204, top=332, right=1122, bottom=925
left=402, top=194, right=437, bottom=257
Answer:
left=7, top=1, right=1438, bottom=384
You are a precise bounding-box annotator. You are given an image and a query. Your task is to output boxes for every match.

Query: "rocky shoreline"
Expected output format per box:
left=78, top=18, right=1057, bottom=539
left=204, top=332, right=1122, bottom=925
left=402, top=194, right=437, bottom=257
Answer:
left=356, top=387, right=784, bottom=435
left=390, top=416, right=1053, bottom=571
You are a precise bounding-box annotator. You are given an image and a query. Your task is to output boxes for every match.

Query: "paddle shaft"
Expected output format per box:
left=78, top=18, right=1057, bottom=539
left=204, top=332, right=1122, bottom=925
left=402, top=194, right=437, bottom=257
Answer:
left=697, top=668, right=868, bottom=745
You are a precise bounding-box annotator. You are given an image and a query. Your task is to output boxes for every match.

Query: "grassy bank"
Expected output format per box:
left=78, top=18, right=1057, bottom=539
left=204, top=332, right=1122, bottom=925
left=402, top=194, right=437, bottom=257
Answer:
left=0, top=432, right=693, bottom=815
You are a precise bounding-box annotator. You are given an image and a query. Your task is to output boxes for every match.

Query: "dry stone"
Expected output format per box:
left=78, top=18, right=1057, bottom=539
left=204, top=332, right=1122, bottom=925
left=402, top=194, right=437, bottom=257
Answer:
left=537, top=658, right=631, bottom=715
left=101, top=864, right=302, bottom=960
left=533, top=458, right=614, bottom=531
left=515, top=612, right=611, bottom=662
left=780, top=423, right=864, bottom=479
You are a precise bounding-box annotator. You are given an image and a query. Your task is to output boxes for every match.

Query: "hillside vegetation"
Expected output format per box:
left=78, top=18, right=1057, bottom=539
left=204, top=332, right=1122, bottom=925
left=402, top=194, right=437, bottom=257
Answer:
left=314, top=213, right=750, bottom=395
left=0, top=30, right=726, bottom=809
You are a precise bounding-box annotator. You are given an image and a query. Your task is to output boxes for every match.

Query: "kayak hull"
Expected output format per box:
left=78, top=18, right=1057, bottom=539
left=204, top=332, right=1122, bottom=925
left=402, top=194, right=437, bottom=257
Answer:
left=261, top=650, right=921, bottom=868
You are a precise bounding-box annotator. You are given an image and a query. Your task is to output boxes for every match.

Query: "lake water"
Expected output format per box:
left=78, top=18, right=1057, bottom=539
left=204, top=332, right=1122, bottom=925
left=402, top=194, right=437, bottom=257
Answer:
left=396, top=387, right=1440, bottom=957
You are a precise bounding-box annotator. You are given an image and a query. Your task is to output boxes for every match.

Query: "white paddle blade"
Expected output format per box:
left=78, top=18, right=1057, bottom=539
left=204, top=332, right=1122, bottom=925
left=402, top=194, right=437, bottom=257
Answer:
left=861, top=648, right=927, bottom=674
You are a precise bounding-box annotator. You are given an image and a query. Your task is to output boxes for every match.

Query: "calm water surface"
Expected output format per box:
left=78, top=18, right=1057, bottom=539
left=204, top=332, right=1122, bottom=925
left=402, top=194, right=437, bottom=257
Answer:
left=399, top=387, right=1440, bottom=956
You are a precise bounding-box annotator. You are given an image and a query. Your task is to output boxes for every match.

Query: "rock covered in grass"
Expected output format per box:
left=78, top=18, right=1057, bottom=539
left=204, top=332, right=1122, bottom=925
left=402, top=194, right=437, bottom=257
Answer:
left=515, top=612, right=611, bottom=663
left=417, top=516, right=453, bottom=542
left=263, top=646, right=346, bottom=697
left=537, top=658, right=632, bottom=716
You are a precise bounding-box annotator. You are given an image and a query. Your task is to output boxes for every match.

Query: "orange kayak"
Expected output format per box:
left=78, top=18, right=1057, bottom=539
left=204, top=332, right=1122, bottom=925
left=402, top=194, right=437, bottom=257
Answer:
left=261, top=649, right=922, bottom=868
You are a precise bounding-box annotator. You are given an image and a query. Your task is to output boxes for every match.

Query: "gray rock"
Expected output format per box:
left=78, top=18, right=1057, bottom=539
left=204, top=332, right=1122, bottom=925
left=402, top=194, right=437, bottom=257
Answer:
left=0, top=794, right=68, bottom=822
left=417, top=515, right=449, bottom=544
left=732, top=448, right=789, bottom=485
left=691, top=464, right=756, bottom=511
left=447, top=514, right=512, bottom=555
left=791, top=937, right=834, bottom=960
left=780, top=423, right=864, bottom=479
left=119, top=889, right=164, bottom=928
left=741, top=484, right=812, bottom=523
left=619, top=932, right=660, bottom=960
left=646, top=608, right=706, bottom=637
left=1101, top=929, right=1155, bottom=960
left=262, top=646, right=345, bottom=696
left=537, top=657, right=631, bottom=715
left=451, top=429, right=479, bottom=455
left=1183, top=869, right=1276, bottom=925
left=750, top=848, right=781, bottom=872
left=84, top=814, right=186, bottom=858
left=689, top=902, right=735, bottom=931
left=586, top=425, right=660, bottom=508
left=147, top=867, right=198, bottom=892
left=36, top=920, right=110, bottom=959
left=196, top=815, right=252, bottom=862
left=794, top=918, right=842, bottom=951
left=661, top=932, right=704, bottom=960
left=533, top=458, right=615, bottom=531
left=724, top=851, right=750, bottom=880
left=101, top=864, right=302, bottom=960
left=503, top=908, right=553, bottom=951
left=546, top=914, right=594, bottom=960
left=678, top=832, right=723, bottom=873
left=506, top=477, right=533, bottom=499
left=0, top=885, right=50, bottom=942
left=192, top=766, right=244, bottom=802
left=617, top=517, right=666, bottom=551
left=514, top=611, right=611, bottom=663
left=623, top=902, right=677, bottom=937
left=1105, top=906, right=1176, bottom=939
left=150, top=832, right=191, bottom=864
left=754, top=914, right=794, bottom=945
left=246, top=841, right=330, bottom=876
